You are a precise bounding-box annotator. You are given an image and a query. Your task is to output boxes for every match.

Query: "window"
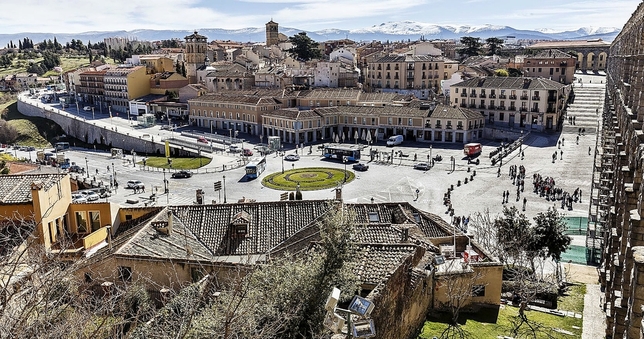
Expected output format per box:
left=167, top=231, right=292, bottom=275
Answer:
left=89, top=211, right=101, bottom=232
left=368, top=212, right=380, bottom=222
left=408, top=118, right=413, bottom=126
left=472, top=285, right=485, bottom=297
left=76, top=211, right=87, bottom=233
left=118, top=266, right=132, bottom=282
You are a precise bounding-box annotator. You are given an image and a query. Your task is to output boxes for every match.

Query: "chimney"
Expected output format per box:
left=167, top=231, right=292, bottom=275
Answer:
left=401, top=227, right=409, bottom=242
left=167, top=210, right=173, bottom=235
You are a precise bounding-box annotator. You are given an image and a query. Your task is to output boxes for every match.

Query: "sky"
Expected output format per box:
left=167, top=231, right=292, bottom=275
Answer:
left=0, top=0, right=640, bottom=34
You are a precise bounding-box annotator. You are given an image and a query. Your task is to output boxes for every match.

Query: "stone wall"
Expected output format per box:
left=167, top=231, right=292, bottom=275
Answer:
left=18, top=99, right=173, bottom=155
left=367, top=247, right=433, bottom=339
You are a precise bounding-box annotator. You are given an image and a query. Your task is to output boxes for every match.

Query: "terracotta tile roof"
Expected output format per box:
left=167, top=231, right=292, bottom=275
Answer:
left=528, top=49, right=575, bottom=59
left=355, top=244, right=418, bottom=285
left=528, top=40, right=610, bottom=49
left=0, top=174, right=66, bottom=204
left=429, top=105, right=484, bottom=120
left=374, top=55, right=450, bottom=63
left=300, top=88, right=362, bottom=100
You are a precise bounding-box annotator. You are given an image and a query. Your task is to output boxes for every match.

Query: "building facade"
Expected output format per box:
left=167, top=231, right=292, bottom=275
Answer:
left=104, top=66, right=149, bottom=114
left=522, top=49, right=577, bottom=84
left=365, top=55, right=458, bottom=99
left=451, top=77, right=570, bottom=132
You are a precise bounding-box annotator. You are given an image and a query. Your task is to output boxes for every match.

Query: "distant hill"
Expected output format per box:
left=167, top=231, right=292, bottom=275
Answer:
left=0, top=22, right=620, bottom=47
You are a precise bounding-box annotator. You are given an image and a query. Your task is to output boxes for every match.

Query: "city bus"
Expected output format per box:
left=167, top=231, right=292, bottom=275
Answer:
left=54, top=142, right=70, bottom=152
left=323, top=143, right=362, bottom=162
left=245, top=156, right=267, bottom=179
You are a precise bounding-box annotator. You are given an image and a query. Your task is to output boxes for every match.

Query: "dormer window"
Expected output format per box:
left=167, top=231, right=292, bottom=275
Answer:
left=412, top=213, right=421, bottom=223
left=231, top=211, right=251, bottom=238
left=368, top=212, right=380, bottom=223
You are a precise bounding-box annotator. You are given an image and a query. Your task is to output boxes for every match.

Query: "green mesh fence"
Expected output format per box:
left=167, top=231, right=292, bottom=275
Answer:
left=561, top=245, right=587, bottom=265
left=563, top=216, right=588, bottom=235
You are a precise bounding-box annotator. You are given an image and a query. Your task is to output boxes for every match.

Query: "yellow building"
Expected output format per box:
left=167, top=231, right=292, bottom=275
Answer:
left=104, top=65, right=150, bottom=114
left=0, top=174, right=116, bottom=258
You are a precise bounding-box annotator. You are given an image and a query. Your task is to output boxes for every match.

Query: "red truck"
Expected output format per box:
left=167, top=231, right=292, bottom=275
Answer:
left=464, top=143, right=482, bottom=156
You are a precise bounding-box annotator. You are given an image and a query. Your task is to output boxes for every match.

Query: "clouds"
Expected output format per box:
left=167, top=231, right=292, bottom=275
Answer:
left=0, top=0, right=639, bottom=34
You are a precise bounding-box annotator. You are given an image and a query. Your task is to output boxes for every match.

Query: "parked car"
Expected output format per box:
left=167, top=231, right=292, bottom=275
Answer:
left=197, top=136, right=208, bottom=144
left=71, top=193, right=87, bottom=203
left=414, top=163, right=431, bottom=170
left=386, top=135, right=404, bottom=146
left=352, top=163, right=369, bottom=171
left=284, top=153, right=300, bottom=161
left=79, top=190, right=100, bottom=201
left=83, top=106, right=92, bottom=111
left=69, top=165, right=84, bottom=173
left=242, top=148, right=253, bottom=156
left=229, top=145, right=241, bottom=153
left=127, top=180, right=144, bottom=189
left=172, top=170, right=193, bottom=179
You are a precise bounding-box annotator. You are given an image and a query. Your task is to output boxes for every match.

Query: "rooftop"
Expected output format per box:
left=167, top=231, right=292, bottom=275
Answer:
left=0, top=174, right=66, bottom=204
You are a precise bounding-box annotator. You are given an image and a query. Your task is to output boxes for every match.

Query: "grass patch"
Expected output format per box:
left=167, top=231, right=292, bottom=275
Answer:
left=419, top=285, right=586, bottom=339
left=0, top=96, right=61, bottom=147
left=262, top=167, right=354, bottom=191
left=0, top=56, right=94, bottom=77
left=140, top=156, right=211, bottom=170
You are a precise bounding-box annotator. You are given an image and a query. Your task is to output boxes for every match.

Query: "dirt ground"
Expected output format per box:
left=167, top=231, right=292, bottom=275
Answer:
left=565, top=263, right=600, bottom=284
left=8, top=162, right=39, bottom=174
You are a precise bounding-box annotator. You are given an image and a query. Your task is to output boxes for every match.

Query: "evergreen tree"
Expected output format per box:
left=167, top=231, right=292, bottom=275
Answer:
left=458, top=36, right=483, bottom=59
left=485, top=37, right=504, bottom=56
left=287, top=32, right=322, bottom=61
left=18, top=40, right=22, bottom=50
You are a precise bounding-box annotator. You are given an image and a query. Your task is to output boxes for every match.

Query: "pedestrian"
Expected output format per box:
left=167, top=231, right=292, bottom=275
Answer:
left=497, top=167, right=501, bottom=177
left=558, top=140, right=561, bottom=149
left=115, top=181, right=118, bottom=189
left=560, top=150, right=563, bottom=160
left=107, top=165, right=110, bottom=172
left=589, top=146, right=592, bottom=155
left=523, top=197, right=527, bottom=211
left=576, top=135, right=579, bottom=144
left=573, top=116, right=576, bottom=125
left=142, top=185, right=146, bottom=193
left=562, top=137, right=565, bottom=146
left=96, top=168, right=99, bottom=175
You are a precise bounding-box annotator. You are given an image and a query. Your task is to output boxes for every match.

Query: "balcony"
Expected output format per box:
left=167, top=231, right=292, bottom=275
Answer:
left=520, top=95, right=528, bottom=100
left=488, top=105, right=496, bottom=110
left=470, top=93, right=477, bottom=97
left=548, top=96, right=557, bottom=102
left=498, top=106, right=506, bottom=110
left=479, top=93, right=486, bottom=98
left=531, top=107, right=540, bottom=112
left=489, top=94, right=496, bottom=99
left=532, top=96, right=541, bottom=100
left=461, top=92, right=468, bottom=97
left=519, top=107, right=527, bottom=112
left=394, top=75, right=399, bottom=80
left=407, top=75, right=414, bottom=80
left=386, top=75, right=391, bottom=79
left=446, top=124, right=453, bottom=129
left=460, top=103, right=467, bottom=108
left=435, top=124, right=442, bottom=129
left=499, top=94, right=506, bottom=99
left=478, top=104, right=486, bottom=109
left=456, top=125, right=463, bottom=130
left=509, top=95, right=517, bottom=100
left=469, top=104, right=476, bottom=108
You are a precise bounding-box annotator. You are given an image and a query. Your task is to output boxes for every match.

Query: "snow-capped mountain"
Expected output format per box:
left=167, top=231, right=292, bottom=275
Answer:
left=0, top=21, right=621, bottom=48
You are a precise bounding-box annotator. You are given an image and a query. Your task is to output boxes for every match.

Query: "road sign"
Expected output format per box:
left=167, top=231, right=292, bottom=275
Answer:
left=280, top=192, right=289, bottom=201
left=214, top=181, right=222, bottom=191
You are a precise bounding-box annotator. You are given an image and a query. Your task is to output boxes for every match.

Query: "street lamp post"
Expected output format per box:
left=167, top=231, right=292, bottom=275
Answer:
left=343, top=156, right=347, bottom=183
left=112, top=162, right=116, bottom=191
left=223, top=175, right=227, bottom=203
left=229, top=129, right=232, bottom=145
left=127, top=108, right=131, bottom=125
left=132, top=150, right=136, bottom=168
left=163, top=169, right=168, bottom=194
left=92, top=107, right=95, bottom=120
left=281, top=152, right=284, bottom=174
left=84, top=157, right=89, bottom=178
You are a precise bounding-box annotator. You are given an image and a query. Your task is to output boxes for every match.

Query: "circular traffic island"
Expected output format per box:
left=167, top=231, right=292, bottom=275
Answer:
left=262, top=167, right=355, bottom=191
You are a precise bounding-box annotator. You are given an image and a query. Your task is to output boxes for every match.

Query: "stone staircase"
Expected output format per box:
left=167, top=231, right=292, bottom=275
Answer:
left=563, top=84, right=605, bottom=134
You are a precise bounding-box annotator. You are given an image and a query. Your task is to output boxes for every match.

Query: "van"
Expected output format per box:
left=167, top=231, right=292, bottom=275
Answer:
left=464, top=143, right=482, bottom=156
left=386, top=135, right=403, bottom=146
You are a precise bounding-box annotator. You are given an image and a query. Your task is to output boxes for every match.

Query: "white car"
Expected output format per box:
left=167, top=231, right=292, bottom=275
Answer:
left=71, top=193, right=87, bottom=203
left=80, top=190, right=100, bottom=201
left=126, top=180, right=145, bottom=190
left=83, top=106, right=92, bottom=111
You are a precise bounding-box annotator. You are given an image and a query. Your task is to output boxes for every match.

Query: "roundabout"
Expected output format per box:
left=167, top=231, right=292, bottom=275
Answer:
left=262, top=167, right=355, bottom=191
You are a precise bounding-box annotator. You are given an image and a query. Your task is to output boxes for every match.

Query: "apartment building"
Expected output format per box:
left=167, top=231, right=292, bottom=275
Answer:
left=366, top=54, right=458, bottom=99
left=522, top=49, right=576, bottom=84
left=148, top=72, right=189, bottom=95
left=77, top=69, right=107, bottom=108
left=104, top=65, right=150, bottom=114
left=596, top=4, right=644, bottom=338
left=451, top=77, right=570, bottom=132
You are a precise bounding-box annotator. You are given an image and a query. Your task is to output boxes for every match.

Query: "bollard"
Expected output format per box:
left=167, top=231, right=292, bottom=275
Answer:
left=450, top=184, right=454, bottom=191
left=473, top=170, right=477, bottom=176
left=457, top=180, right=461, bottom=186
left=467, top=167, right=471, bottom=172
left=464, top=178, right=468, bottom=184
left=470, top=174, right=474, bottom=181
